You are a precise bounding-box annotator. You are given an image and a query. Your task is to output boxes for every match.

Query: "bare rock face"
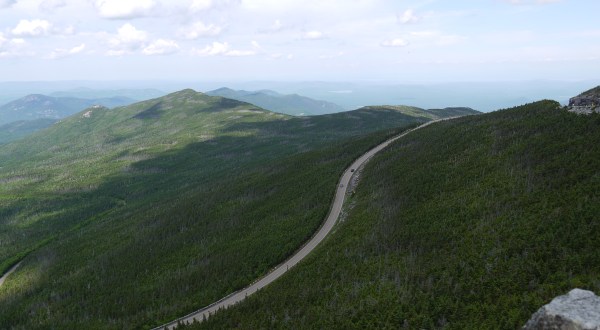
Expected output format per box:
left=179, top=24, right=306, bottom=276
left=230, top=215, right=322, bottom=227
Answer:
left=523, top=289, right=600, bottom=330
left=568, top=86, right=600, bottom=114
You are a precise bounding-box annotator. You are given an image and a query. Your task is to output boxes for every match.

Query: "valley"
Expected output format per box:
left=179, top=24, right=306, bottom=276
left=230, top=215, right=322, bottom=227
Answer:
left=0, top=89, right=463, bottom=328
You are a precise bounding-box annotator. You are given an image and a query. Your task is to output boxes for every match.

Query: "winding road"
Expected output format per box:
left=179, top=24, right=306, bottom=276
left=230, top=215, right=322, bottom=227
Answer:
left=154, top=120, right=441, bottom=329
left=0, top=262, right=22, bottom=288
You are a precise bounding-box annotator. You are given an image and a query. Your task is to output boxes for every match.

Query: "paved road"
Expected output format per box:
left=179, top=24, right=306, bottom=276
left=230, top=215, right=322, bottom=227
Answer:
left=0, top=262, right=22, bottom=288
left=154, top=120, right=441, bottom=329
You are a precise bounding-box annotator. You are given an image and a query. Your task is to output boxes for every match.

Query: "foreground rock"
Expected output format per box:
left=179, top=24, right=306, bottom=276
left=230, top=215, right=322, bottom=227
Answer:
left=523, top=289, right=600, bottom=330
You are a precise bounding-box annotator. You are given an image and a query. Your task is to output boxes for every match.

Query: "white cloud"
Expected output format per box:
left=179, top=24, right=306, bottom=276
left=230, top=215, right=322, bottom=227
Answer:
left=0, top=0, right=15, bottom=8
left=40, top=0, right=66, bottom=11
left=398, top=9, right=419, bottom=24
left=108, top=23, right=148, bottom=55
left=143, top=39, right=179, bottom=55
left=190, top=0, right=240, bottom=12
left=194, top=41, right=256, bottom=56
left=47, top=43, right=85, bottom=59
left=195, top=41, right=229, bottom=56
left=225, top=49, right=256, bottom=56
left=11, top=19, right=52, bottom=37
left=190, top=0, right=212, bottom=11
left=0, top=32, right=27, bottom=57
left=94, top=0, right=156, bottom=19
left=301, top=30, right=324, bottom=40
left=381, top=38, right=409, bottom=47
left=178, top=21, right=222, bottom=39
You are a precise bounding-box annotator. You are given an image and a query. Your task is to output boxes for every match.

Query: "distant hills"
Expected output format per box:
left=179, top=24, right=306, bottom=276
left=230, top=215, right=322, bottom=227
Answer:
left=0, top=118, right=58, bottom=144
left=206, top=87, right=346, bottom=116
left=0, top=94, right=136, bottom=125
left=49, top=87, right=166, bottom=101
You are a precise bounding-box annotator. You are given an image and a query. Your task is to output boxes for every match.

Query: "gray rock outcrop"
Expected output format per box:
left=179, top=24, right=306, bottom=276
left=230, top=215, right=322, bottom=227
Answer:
left=568, top=86, right=600, bottom=114
left=523, top=289, right=600, bottom=330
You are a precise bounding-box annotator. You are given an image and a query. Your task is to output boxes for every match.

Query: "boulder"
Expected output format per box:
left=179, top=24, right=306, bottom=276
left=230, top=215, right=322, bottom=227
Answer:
left=523, top=289, right=600, bottom=330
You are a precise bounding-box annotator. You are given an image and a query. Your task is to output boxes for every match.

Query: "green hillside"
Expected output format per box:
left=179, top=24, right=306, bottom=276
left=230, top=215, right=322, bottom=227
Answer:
left=354, top=105, right=479, bottom=120
left=426, top=106, right=481, bottom=118
left=0, top=118, right=57, bottom=144
left=191, top=100, right=600, bottom=329
left=0, top=89, right=448, bottom=328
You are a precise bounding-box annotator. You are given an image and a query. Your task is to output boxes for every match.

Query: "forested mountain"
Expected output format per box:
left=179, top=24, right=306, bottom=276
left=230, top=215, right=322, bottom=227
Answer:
left=206, top=87, right=347, bottom=116
left=426, top=106, right=480, bottom=117
left=358, top=105, right=480, bottom=120
left=0, top=118, right=57, bottom=144
left=0, top=94, right=136, bottom=125
left=0, top=89, right=460, bottom=328
left=191, top=100, right=600, bottom=329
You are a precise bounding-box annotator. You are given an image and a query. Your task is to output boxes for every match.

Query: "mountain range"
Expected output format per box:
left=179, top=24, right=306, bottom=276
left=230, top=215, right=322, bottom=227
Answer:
left=206, top=87, right=347, bottom=116
left=0, top=86, right=598, bottom=329
left=0, top=89, right=473, bottom=328
left=0, top=94, right=136, bottom=125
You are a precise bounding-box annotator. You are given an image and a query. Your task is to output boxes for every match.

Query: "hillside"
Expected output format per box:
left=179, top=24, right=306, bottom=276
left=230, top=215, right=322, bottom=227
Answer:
left=191, top=100, right=600, bottom=329
left=426, top=106, right=480, bottom=117
left=0, top=89, right=448, bottom=328
left=206, top=87, right=346, bottom=116
left=0, top=118, right=57, bottom=144
left=357, top=105, right=480, bottom=120
left=0, top=94, right=136, bottom=125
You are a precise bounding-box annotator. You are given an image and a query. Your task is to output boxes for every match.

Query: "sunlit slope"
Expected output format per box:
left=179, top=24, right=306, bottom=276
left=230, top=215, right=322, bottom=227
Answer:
left=0, top=89, right=441, bottom=328
left=357, top=105, right=480, bottom=120
left=194, top=100, right=600, bottom=329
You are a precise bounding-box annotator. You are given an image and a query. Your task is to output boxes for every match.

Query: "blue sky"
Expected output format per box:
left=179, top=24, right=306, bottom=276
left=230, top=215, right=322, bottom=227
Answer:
left=0, top=0, right=598, bottom=82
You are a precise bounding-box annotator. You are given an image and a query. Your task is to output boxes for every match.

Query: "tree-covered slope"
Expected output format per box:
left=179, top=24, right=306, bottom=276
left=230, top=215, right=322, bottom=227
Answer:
left=0, top=118, right=57, bottom=144
left=0, top=89, right=443, bottom=329
left=192, top=100, right=600, bottom=329
left=355, top=105, right=480, bottom=120
left=426, top=106, right=480, bottom=118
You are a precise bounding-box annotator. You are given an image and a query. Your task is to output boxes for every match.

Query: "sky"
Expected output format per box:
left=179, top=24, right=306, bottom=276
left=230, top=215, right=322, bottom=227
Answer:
left=0, top=0, right=599, bottom=82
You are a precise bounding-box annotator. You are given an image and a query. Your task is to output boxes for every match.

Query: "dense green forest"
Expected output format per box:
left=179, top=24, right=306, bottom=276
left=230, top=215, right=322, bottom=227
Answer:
left=0, top=90, right=466, bottom=328
left=188, top=101, right=600, bottom=329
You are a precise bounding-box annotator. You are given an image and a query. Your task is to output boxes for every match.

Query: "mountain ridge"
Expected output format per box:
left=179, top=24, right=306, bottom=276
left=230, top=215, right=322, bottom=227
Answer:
left=206, top=87, right=347, bottom=116
left=0, top=93, right=136, bottom=125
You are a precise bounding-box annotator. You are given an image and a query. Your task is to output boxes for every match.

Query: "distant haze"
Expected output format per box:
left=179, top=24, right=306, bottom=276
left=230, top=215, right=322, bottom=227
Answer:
left=1, top=80, right=597, bottom=113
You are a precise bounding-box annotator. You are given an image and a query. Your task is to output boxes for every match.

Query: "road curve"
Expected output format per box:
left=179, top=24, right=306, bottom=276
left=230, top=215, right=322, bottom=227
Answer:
left=0, top=262, right=22, bottom=288
left=154, top=119, right=442, bottom=329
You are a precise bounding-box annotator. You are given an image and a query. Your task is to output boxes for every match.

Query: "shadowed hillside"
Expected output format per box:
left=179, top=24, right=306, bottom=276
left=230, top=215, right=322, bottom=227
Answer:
left=0, top=89, right=448, bottom=329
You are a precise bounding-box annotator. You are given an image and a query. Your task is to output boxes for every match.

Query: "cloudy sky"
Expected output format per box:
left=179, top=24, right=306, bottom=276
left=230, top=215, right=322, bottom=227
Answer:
left=0, top=0, right=598, bottom=82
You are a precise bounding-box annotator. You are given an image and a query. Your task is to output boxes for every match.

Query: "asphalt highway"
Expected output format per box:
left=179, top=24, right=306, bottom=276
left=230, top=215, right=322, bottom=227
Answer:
left=154, top=120, right=441, bottom=329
